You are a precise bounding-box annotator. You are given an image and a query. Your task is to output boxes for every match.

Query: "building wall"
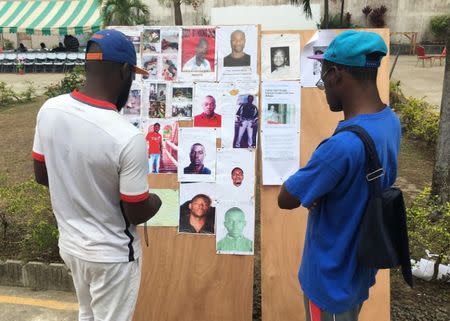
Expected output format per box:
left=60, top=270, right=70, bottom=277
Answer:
left=144, top=0, right=449, bottom=43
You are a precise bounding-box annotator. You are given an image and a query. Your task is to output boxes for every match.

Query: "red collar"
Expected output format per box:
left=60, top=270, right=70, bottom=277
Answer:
left=71, top=90, right=118, bottom=111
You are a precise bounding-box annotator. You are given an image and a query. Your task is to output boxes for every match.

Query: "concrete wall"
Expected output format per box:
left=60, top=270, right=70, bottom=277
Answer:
left=143, top=0, right=449, bottom=43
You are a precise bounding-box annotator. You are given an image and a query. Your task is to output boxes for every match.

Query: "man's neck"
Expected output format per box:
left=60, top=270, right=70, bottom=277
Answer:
left=231, top=51, right=244, bottom=59
left=195, top=57, right=204, bottom=66
left=189, top=215, right=206, bottom=232
left=342, top=85, right=385, bottom=120
left=192, top=164, right=204, bottom=173
left=203, top=112, right=215, bottom=119
left=79, top=83, right=117, bottom=106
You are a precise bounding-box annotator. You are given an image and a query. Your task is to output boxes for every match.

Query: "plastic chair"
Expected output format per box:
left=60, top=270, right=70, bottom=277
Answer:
left=65, top=53, right=78, bottom=72
left=24, top=53, right=36, bottom=73
left=75, top=52, right=85, bottom=66
left=45, top=52, right=56, bottom=72
left=415, top=46, right=433, bottom=67
left=54, top=52, right=67, bottom=72
left=431, top=47, right=446, bottom=66
left=3, top=53, right=17, bottom=72
left=0, top=53, right=5, bottom=72
left=34, top=53, right=47, bottom=72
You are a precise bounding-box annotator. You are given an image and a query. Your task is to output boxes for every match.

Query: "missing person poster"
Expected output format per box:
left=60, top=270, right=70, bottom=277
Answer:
left=178, top=127, right=217, bottom=183
left=219, top=82, right=259, bottom=149
left=301, top=30, right=336, bottom=87
left=261, top=33, right=301, bottom=81
left=180, top=27, right=216, bottom=81
left=216, top=25, right=258, bottom=82
left=261, top=81, right=301, bottom=185
left=142, top=119, right=179, bottom=174
left=178, top=182, right=217, bottom=235
left=216, top=200, right=255, bottom=255
left=143, top=81, right=170, bottom=118
left=216, top=148, right=255, bottom=202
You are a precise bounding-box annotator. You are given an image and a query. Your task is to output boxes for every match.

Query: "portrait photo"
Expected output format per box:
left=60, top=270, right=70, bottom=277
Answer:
left=312, top=45, right=327, bottom=75
left=181, top=27, right=216, bottom=73
left=178, top=127, right=216, bottom=182
left=261, top=33, right=300, bottom=80
left=178, top=183, right=217, bottom=235
left=270, top=46, right=290, bottom=73
left=216, top=25, right=258, bottom=82
left=216, top=202, right=255, bottom=255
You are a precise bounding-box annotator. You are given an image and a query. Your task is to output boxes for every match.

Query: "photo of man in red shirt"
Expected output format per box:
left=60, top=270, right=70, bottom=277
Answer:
left=146, top=123, right=162, bottom=173
left=194, top=95, right=222, bottom=128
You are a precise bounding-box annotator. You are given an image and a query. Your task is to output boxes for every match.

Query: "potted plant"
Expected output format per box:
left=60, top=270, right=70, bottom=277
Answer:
left=16, top=57, right=25, bottom=74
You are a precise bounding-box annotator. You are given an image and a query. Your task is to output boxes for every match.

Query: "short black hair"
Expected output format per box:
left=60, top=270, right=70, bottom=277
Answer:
left=191, top=194, right=211, bottom=206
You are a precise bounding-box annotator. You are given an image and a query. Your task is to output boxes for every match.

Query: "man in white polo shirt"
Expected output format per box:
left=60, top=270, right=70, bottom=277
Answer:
left=32, top=29, right=161, bottom=321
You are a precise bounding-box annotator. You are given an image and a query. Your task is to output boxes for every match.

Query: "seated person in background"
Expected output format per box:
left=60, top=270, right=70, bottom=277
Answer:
left=64, top=35, right=80, bottom=52
left=17, top=43, right=28, bottom=52
left=52, top=43, right=66, bottom=52
left=40, top=43, right=49, bottom=52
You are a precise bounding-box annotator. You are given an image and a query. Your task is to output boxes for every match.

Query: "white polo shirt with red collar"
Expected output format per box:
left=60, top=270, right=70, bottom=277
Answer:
left=32, top=90, right=149, bottom=263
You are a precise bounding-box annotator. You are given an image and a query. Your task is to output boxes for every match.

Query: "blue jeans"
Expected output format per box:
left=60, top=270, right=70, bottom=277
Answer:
left=149, top=154, right=161, bottom=173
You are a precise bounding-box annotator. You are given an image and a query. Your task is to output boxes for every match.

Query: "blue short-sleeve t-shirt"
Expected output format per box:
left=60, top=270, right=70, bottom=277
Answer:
left=284, top=106, right=401, bottom=314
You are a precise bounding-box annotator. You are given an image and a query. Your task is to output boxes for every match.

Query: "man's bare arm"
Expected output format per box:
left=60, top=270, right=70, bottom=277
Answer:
left=278, top=184, right=301, bottom=210
left=34, top=160, right=49, bottom=187
left=121, top=193, right=162, bottom=225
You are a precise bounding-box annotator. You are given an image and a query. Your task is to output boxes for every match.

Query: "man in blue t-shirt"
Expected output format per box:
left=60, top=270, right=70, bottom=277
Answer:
left=278, top=31, right=400, bottom=321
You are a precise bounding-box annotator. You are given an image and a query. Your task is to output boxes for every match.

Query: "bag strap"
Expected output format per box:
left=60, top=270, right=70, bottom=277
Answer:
left=333, top=125, right=384, bottom=194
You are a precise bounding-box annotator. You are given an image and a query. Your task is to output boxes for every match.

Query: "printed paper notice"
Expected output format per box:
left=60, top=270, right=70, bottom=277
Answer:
left=261, top=81, right=301, bottom=185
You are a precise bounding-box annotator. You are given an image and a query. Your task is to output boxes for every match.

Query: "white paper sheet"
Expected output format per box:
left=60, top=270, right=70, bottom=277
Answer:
left=142, top=81, right=170, bottom=118
left=261, top=81, right=301, bottom=185
left=301, top=30, right=336, bottom=87
left=121, top=81, right=142, bottom=126
left=216, top=148, right=255, bottom=202
left=261, top=33, right=301, bottom=81
left=216, top=200, right=255, bottom=255
left=178, top=127, right=217, bottom=182
left=216, top=25, right=258, bottom=82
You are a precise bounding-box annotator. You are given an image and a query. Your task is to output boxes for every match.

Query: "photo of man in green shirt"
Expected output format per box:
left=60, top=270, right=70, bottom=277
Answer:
left=217, top=207, right=252, bottom=253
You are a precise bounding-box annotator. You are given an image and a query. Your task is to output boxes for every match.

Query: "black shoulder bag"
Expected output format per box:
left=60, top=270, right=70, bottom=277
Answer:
left=334, top=125, right=413, bottom=287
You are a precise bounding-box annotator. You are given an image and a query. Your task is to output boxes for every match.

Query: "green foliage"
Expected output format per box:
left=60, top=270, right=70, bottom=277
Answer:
left=319, top=13, right=356, bottom=29
left=407, top=188, right=450, bottom=275
left=44, top=66, right=85, bottom=98
left=395, top=97, right=439, bottom=146
left=0, top=178, right=59, bottom=262
left=0, top=81, right=36, bottom=107
left=430, top=15, right=450, bottom=43
left=101, top=0, right=150, bottom=26
left=390, top=82, right=439, bottom=146
left=3, top=39, right=14, bottom=50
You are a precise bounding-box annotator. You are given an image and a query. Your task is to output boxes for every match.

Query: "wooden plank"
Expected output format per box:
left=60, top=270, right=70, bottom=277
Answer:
left=261, top=29, right=391, bottom=321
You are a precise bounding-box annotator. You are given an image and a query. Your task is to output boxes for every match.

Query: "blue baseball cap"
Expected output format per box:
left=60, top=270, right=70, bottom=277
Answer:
left=308, top=30, right=387, bottom=68
left=86, top=29, right=148, bottom=75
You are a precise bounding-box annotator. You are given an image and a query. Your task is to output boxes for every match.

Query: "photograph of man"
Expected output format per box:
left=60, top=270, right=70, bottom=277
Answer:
left=194, top=95, right=222, bottom=127
left=182, top=38, right=211, bottom=72
left=142, top=56, right=158, bottom=80
left=143, top=29, right=160, bottom=53
left=270, top=47, right=290, bottom=74
left=184, top=143, right=211, bottom=174
left=231, top=167, right=244, bottom=187
left=179, top=194, right=215, bottom=234
left=224, top=30, right=251, bottom=67
left=146, top=123, right=162, bottom=174
left=162, top=56, right=177, bottom=81
left=234, top=95, right=258, bottom=148
left=217, top=207, right=252, bottom=252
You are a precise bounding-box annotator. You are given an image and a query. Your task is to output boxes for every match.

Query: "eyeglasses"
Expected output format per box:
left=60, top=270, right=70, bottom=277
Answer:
left=316, top=68, right=331, bottom=90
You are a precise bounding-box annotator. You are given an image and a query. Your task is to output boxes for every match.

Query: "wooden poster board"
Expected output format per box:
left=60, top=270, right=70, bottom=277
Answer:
left=260, top=29, right=391, bottom=321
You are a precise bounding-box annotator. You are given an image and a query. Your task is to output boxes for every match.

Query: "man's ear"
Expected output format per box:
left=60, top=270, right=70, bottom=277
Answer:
left=188, top=203, right=192, bottom=211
